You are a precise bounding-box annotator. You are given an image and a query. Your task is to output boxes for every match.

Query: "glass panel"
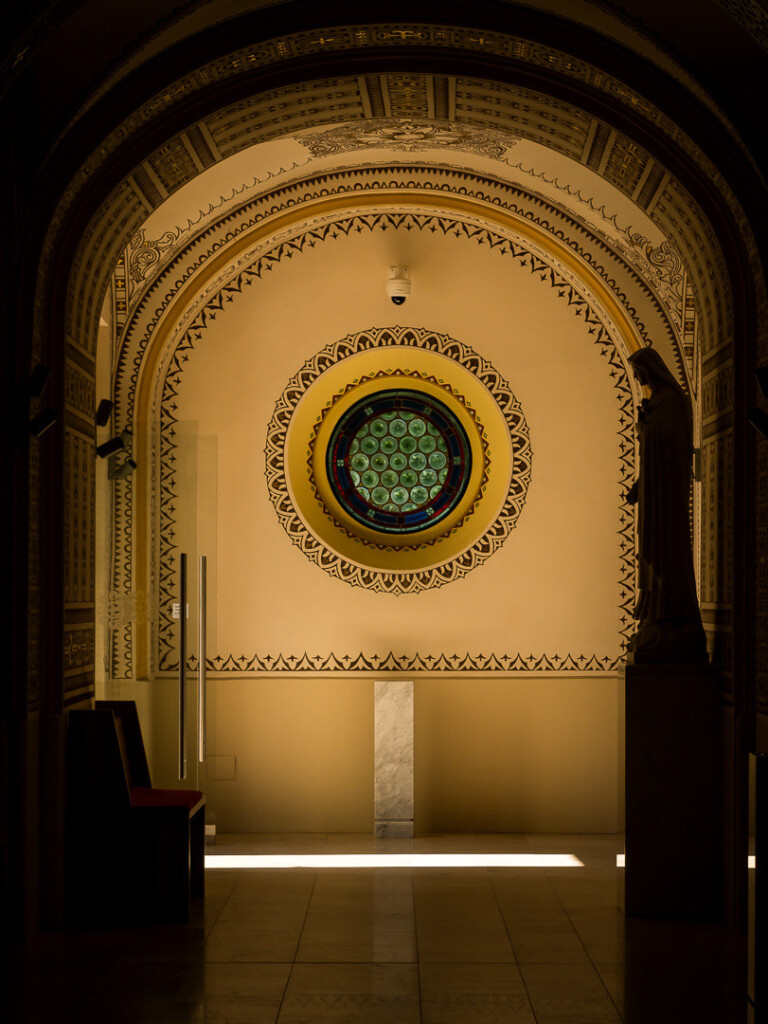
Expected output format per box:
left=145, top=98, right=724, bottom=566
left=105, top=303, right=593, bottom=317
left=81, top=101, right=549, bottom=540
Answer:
left=326, top=389, right=472, bottom=535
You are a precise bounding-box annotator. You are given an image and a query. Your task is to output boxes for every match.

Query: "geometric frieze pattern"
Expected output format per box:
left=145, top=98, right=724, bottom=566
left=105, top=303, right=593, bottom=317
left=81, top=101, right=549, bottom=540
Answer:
left=183, top=651, right=623, bottom=675
left=64, top=428, right=96, bottom=606
left=153, top=214, right=636, bottom=673
left=109, top=478, right=135, bottom=682
left=64, top=627, right=96, bottom=674
left=652, top=177, right=732, bottom=360
left=700, top=432, right=734, bottom=612
left=702, top=358, right=734, bottom=423
left=64, top=360, right=96, bottom=420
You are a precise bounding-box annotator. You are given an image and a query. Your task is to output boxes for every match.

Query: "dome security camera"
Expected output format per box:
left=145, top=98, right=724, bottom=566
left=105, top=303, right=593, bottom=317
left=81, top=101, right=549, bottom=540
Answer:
left=386, top=266, right=411, bottom=305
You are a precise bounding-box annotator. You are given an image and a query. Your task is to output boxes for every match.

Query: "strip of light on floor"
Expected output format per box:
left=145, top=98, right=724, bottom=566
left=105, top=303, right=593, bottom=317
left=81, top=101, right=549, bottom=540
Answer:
left=205, top=853, right=584, bottom=869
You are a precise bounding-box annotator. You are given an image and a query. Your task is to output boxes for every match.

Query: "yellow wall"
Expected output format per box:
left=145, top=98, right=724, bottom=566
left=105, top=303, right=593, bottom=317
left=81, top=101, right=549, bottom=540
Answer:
left=134, top=672, right=622, bottom=834
left=113, top=225, right=632, bottom=835
left=414, top=674, right=623, bottom=833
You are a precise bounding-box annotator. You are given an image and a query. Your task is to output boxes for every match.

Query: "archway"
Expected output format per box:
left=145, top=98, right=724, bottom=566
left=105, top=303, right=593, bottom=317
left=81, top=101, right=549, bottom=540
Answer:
left=11, top=8, right=766, bottom=928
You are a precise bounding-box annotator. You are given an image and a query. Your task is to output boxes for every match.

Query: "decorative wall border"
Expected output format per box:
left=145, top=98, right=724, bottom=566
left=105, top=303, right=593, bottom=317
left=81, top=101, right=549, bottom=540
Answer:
left=114, top=163, right=685, bottom=420
left=153, top=210, right=636, bottom=673
left=183, top=651, right=622, bottom=674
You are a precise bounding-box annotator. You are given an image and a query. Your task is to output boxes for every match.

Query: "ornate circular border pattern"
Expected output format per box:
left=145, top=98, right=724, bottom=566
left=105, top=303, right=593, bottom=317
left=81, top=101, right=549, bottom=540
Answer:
left=265, top=327, right=533, bottom=594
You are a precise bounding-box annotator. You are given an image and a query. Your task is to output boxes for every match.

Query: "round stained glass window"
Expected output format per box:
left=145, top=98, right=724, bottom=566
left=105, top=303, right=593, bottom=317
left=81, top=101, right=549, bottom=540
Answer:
left=326, top=389, right=472, bottom=534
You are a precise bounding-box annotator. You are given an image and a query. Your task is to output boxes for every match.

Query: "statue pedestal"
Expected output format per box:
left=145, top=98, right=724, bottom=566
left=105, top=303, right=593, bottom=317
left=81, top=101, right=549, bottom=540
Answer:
left=620, top=661, right=721, bottom=917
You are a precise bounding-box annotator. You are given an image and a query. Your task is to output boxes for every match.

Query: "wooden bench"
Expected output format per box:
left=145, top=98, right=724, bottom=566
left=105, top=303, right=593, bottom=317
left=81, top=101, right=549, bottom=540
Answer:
left=66, top=701, right=204, bottom=925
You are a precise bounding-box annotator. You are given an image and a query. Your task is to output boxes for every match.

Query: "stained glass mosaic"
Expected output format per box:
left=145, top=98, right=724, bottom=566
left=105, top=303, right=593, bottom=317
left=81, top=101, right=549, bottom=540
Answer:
left=326, top=389, right=472, bottom=534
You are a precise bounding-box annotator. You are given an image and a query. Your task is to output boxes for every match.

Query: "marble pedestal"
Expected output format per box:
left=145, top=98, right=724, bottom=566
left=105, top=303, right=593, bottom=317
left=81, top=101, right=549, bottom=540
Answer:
left=621, top=662, right=721, bottom=918
left=374, top=680, right=413, bottom=838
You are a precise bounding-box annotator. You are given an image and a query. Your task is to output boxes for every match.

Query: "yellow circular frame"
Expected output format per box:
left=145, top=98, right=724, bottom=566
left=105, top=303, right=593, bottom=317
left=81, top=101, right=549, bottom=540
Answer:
left=285, top=346, right=514, bottom=573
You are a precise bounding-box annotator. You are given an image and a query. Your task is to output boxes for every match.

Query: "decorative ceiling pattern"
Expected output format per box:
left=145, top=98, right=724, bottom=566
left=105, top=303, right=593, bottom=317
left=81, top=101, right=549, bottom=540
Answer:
left=297, top=118, right=518, bottom=159
left=54, top=23, right=751, bottom=374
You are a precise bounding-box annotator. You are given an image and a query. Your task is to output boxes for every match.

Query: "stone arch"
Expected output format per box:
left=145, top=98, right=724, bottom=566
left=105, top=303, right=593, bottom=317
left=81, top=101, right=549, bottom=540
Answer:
left=14, top=4, right=766, bottom=928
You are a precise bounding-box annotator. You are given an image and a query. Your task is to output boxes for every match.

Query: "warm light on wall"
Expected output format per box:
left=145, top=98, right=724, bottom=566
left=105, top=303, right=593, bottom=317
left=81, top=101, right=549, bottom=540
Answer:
left=205, top=853, right=584, bottom=869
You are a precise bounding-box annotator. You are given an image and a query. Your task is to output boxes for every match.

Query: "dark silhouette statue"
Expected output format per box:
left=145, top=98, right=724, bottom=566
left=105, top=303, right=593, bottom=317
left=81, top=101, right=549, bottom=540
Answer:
left=626, top=348, right=708, bottom=663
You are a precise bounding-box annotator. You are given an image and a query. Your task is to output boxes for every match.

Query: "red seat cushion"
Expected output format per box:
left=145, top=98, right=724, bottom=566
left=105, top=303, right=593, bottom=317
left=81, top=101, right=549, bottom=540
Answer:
left=130, top=787, right=204, bottom=809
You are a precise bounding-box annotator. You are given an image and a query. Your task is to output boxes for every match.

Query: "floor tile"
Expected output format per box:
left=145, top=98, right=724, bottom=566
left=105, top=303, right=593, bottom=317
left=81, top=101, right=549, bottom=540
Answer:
left=297, top=907, right=417, bottom=962
left=278, top=963, right=420, bottom=1023
left=204, top=918, right=305, bottom=962
left=520, top=963, right=623, bottom=1023
left=419, top=963, right=536, bottom=1023
left=3, top=834, right=749, bottom=1024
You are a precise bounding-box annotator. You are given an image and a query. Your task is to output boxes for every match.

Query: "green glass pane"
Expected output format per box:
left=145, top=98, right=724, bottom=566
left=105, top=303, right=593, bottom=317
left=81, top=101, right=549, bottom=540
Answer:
left=328, top=388, right=472, bottom=535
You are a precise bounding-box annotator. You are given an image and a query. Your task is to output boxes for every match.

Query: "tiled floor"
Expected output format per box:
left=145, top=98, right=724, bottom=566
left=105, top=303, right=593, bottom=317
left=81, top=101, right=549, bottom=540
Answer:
left=4, top=834, right=746, bottom=1023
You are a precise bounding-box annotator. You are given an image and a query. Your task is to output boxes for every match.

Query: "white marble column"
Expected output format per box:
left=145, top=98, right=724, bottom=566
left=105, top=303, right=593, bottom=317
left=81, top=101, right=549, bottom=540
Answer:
left=374, top=680, right=414, bottom=838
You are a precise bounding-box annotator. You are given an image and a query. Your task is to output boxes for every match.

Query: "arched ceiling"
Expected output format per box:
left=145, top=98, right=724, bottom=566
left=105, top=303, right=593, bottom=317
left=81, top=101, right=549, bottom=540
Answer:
left=20, top=7, right=766, bottom=447
left=69, top=54, right=739, bottom=391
